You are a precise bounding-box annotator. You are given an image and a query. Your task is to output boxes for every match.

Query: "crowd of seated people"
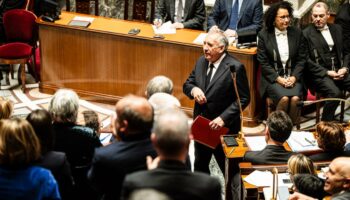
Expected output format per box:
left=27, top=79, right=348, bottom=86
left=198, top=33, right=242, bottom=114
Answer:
left=1, top=1, right=350, bottom=200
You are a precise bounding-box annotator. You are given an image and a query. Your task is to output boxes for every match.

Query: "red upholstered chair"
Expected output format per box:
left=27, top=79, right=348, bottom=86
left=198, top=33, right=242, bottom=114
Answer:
left=0, top=9, right=37, bottom=92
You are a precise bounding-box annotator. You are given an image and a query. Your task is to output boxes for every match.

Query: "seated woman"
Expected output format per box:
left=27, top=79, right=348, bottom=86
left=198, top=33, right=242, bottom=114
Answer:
left=0, top=118, right=60, bottom=200
left=258, top=1, right=306, bottom=123
left=48, top=89, right=102, bottom=200
left=0, top=98, right=13, bottom=119
left=287, top=154, right=316, bottom=177
left=310, top=121, right=348, bottom=161
left=27, top=109, right=74, bottom=200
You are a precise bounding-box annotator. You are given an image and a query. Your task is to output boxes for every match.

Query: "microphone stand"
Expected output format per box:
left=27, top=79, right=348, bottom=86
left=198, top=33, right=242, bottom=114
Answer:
left=230, top=67, right=244, bottom=140
left=271, top=167, right=278, bottom=200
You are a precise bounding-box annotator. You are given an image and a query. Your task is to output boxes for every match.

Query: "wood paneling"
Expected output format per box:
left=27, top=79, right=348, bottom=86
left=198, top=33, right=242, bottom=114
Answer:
left=38, top=12, right=260, bottom=126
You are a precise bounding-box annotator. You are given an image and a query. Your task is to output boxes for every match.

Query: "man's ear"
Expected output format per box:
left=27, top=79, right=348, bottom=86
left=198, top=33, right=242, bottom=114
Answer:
left=151, top=133, right=157, bottom=146
left=119, top=119, right=128, bottom=132
left=344, top=178, right=350, bottom=189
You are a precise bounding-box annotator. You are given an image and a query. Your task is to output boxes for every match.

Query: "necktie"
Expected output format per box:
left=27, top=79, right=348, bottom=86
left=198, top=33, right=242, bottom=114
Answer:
left=205, top=64, right=214, bottom=89
left=228, top=0, right=239, bottom=30
left=176, top=0, right=183, bottom=23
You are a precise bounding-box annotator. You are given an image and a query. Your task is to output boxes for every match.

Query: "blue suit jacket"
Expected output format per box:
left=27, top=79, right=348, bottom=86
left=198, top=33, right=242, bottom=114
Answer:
left=207, top=0, right=263, bottom=33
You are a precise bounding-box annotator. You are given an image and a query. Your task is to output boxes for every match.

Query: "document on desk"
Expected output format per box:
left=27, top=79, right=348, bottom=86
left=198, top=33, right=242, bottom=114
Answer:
left=287, top=131, right=321, bottom=152
left=244, top=136, right=266, bottom=151
left=191, top=116, right=229, bottom=149
left=152, top=21, right=176, bottom=34
left=69, top=16, right=95, bottom=27
left=244, top=170, right=293, bottom=188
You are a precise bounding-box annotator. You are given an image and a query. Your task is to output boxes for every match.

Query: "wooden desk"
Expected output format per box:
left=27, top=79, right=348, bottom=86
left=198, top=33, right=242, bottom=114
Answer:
left=239, top=162, right=330, bottom=199
left=221, top=134, right=321, bottom=200
left=37, top=12, right=260, bottom=126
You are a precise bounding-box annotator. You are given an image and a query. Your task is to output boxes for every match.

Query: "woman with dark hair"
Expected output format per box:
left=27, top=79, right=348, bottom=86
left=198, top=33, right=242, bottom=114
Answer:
left=258, top=1, right=306, bottom=123
left=27, top=109, right=74, bottom=200
left=0, top=118, right=60, bottom=199
left=310, top=121, right=349, bottom=161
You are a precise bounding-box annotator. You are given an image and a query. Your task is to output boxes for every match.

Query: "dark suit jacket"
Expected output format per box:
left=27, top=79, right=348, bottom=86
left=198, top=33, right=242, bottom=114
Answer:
left=183, top=53, right=250, bottom=134
left=53, top=122, right=102, bottom=167
left=122, top=160, right=222, bottom=200
left=207, top=0, right=263, bottom=33
left=88, top=135, right=157, bottom=200
left=258, top=26, right=307, bottom=97
left=244, top=145, right=296, bottom=164
left=309, top=150, right=350, bottom=162
left=335, top=2, right=350, bottom=57
left=36, top=151, right=74, bottom=200
left=303, top=23, right=350, bottom=81
left=155, top=0, right=205, bottom=30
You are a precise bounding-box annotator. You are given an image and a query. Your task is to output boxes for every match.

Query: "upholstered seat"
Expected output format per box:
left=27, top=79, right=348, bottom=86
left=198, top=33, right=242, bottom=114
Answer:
left=0, top=9, right=37, bottom=92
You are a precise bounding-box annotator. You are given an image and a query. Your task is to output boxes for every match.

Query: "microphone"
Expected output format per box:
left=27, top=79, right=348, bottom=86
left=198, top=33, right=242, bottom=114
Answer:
left=228, top=63, right=244, bottom=138
left=229, top=63, right=236, bottom=73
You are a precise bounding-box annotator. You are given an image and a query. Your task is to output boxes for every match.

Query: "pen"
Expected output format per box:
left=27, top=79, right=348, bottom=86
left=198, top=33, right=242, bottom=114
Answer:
left=228, top=147, right=236, bottom=156
left=305, top=138, right=315, bottom=146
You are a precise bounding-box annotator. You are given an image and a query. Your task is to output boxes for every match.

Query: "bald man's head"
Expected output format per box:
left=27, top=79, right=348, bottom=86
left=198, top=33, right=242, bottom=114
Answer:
left=324, top=157, right=350, bottom=194
left=115, top=95, right=153, bottom=139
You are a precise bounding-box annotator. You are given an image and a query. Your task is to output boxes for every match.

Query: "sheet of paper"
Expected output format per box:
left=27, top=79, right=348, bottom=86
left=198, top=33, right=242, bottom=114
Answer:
left=287, top=131, right=321, bottom=152
left=244, top=171, right=293, bottom=188
left=73, top=16, right=95, bottom=22
left=152, top=21, right=176, bottom=34
left=193, top=33, right=207, bottom=45
left=99, top=133, right=112, bottom=144
left=244, top=170, right=272, bottom=187
left=244, top=136, right=266, bottom=151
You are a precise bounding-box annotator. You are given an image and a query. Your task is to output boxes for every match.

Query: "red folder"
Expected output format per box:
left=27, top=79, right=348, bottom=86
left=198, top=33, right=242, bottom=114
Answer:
left=191, top=116, right=229, bottom=149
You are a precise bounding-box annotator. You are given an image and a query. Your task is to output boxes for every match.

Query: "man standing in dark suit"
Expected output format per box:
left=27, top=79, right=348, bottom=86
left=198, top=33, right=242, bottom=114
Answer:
left=154, top=0, right=205, bottom=30
left=244, top=110, right=295, bottom=164
left=122, top=109, right=222, bottom=200
left=88, top=95, right=157, bottom=200
left=303, top=1, right=350, bottom=121
left=207, top=0, right=263, bottom=37
left=183, top=31, right=250, bottom=173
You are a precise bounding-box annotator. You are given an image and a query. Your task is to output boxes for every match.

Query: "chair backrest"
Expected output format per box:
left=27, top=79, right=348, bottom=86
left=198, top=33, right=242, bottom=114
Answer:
left=124, top=0, right=155, bottom=23
left=3, top=9, right=37, bottom=44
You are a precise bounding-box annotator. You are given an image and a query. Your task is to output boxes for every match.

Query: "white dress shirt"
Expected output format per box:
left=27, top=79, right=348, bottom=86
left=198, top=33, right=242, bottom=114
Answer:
left=207, top=53, right=226, bottom=81
left=275, top=28, right=289, bottom=68
left=319, top=25, right=334, bottom=51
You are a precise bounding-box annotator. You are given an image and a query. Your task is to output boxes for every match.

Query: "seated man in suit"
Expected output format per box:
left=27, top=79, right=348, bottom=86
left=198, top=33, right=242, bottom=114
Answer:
left=244, top=110, right=295, bottom=164
left=88, top=95, right=157, bottom=200
left=290, top=157, right=350, bottom=200
left=145, top=75, right=174, bottom=98
left=335, top=0, right=350, bottom=58
left=154, top=0, right=206, bottom=30
left=122, top=109, right=222, bottom=200
left=207, top=0, right=263, bottom=37
left=303, top=1, right=350, bottom=121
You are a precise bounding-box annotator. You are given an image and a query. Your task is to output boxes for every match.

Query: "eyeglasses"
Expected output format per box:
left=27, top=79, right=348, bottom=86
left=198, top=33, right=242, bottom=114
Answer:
left=277, top=15, right=290, bottom=20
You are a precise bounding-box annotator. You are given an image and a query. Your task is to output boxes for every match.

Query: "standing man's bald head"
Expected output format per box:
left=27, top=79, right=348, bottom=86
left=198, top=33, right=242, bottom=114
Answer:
left=114, top=95, right=153, bottom=140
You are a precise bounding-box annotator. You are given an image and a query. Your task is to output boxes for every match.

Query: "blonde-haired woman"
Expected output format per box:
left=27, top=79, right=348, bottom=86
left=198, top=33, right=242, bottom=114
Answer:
left=0, top=98, right=13, bottom=119
left=0, top=118, right=61, bottom=200
left=287, top=154, right=316, bottom=177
